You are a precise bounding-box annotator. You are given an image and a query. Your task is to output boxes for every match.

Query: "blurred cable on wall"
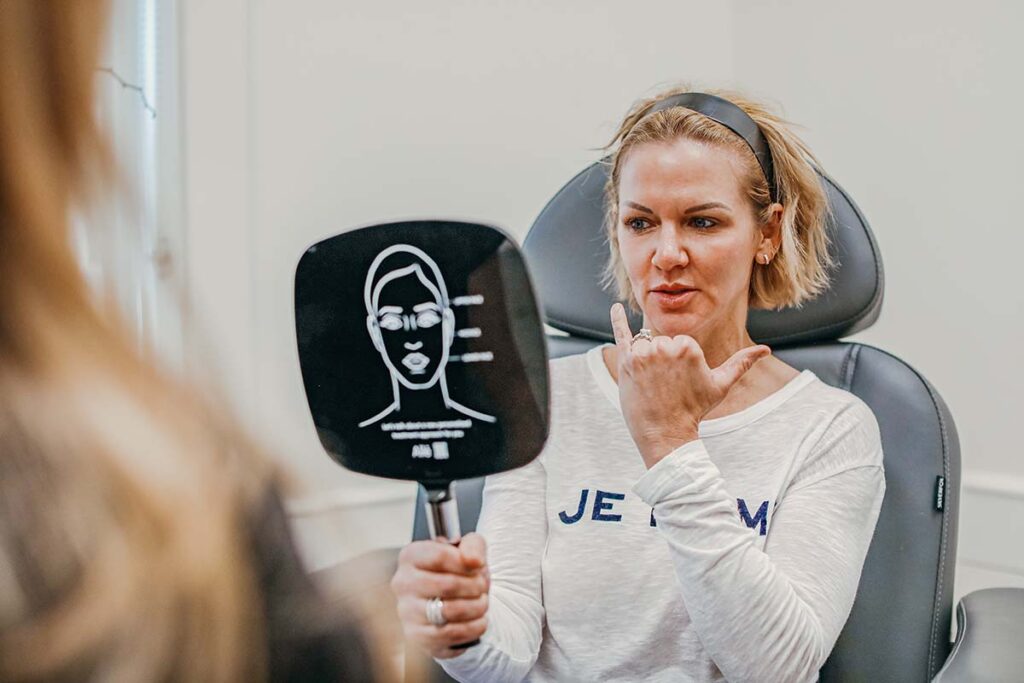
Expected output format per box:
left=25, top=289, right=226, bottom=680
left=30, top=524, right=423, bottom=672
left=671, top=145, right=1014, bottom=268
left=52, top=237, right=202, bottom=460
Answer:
left=75, top=0, right=185, bottom=368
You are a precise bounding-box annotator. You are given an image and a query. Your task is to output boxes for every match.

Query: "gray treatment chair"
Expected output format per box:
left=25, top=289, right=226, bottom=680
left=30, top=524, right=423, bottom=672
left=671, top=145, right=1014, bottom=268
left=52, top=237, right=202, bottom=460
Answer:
left=405, top=162, right=1024, bottom=681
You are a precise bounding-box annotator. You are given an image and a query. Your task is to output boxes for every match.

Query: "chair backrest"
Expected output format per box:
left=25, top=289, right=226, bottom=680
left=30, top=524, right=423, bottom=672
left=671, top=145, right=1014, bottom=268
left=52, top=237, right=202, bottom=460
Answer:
left=413, top=162, right=961, bottom=681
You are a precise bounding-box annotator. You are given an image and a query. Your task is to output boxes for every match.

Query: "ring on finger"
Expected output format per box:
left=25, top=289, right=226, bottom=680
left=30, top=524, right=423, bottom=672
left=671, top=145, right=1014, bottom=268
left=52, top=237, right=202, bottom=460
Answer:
left=631, top=328, right=654, bottom=346
left=425, top=596, right=448, bottom=627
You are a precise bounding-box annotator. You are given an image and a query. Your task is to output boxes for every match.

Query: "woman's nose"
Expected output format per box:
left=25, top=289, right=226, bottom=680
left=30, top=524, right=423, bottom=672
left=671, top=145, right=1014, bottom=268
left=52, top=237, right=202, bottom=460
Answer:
left=650, top=228, right=689, bottom=271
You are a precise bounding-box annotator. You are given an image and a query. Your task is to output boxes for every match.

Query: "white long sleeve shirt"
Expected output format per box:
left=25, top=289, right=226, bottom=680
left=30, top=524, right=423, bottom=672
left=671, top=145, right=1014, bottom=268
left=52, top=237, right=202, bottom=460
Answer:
left=440, top=345, right=885, bottom=683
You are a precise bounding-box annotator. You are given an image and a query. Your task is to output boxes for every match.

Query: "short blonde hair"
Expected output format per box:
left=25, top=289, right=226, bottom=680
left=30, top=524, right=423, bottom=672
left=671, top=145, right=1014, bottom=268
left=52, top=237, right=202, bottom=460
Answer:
left=602, top=86, right=833, bottom=311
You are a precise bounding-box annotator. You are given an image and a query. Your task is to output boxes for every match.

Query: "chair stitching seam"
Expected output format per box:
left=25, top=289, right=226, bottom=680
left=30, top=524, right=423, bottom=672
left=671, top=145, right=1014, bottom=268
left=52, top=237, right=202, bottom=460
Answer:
left=916, top=365, right=952, bottom=678
left=930, top=402, right=951, bottom=678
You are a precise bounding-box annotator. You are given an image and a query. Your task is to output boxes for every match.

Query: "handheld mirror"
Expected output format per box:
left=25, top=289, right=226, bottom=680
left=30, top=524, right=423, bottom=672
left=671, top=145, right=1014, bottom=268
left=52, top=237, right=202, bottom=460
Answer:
left=295, top=220, right=550, bottom=548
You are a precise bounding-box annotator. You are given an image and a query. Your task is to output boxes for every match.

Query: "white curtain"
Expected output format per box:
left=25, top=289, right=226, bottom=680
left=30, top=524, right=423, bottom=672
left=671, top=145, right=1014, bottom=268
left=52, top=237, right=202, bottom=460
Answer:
left=75, top=0, right=184, bottom=366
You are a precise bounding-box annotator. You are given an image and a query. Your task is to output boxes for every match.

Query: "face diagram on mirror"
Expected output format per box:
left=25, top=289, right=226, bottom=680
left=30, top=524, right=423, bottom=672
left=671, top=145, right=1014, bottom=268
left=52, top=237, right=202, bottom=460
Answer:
left=296, top=220, right=549, bottom=482
left=360, top=245, right=496, bottom=451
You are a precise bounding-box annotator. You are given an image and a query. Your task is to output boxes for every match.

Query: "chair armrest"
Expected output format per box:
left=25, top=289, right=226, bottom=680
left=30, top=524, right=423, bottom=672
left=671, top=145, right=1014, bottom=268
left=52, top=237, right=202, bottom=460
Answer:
left=932, top=587, right=1024, bottom=682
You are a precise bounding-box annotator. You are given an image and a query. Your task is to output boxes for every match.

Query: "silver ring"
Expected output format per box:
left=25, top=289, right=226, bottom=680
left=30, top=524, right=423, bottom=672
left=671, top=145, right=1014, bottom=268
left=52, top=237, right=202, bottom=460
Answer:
left=631, top=328, right=654, bottom=346
left=425, top=596, right=448, bottom=627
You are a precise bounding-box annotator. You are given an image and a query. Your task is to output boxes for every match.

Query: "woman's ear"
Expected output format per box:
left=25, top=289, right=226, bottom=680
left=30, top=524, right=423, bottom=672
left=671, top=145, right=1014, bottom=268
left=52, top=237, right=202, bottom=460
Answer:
left=758, top=203, right=784, bottom=253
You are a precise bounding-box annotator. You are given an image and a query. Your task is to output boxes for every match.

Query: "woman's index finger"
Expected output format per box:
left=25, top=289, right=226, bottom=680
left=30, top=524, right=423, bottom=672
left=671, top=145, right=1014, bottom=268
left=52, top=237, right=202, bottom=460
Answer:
left=610, top=303, right=633, bottom=355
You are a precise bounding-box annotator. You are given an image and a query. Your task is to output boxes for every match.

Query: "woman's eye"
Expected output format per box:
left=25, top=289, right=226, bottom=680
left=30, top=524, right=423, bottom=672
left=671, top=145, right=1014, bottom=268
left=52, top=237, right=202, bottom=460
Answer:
left=416, top=312, right=441, bottom=328
left=691, top=217, right=716, bottom=230
left=379, top=314, right=403, bottom=331
left=626, top=217, right=650, bottom=231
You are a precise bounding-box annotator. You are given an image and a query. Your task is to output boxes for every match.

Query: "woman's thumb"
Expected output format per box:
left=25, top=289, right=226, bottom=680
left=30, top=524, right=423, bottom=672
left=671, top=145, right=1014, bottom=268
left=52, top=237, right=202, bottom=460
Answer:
left=714, top=345, right=771, bottom=392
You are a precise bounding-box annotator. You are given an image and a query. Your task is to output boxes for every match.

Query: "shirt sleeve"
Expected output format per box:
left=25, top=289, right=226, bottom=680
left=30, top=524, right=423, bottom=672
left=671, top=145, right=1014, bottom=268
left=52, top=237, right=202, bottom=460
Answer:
left=438, top=454, right=548, bottom=683
left=632, top=401, right=885, bottom=683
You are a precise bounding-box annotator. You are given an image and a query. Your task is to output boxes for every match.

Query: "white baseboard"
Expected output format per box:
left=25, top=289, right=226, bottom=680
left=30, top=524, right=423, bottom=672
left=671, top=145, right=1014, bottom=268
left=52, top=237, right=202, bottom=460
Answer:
left=285, top=483, right=417, bottom=570
left=286, top=482, right=417, bottom=517
left=962, top=470, right=1024, bottom=500
left=288, top=494, right=416, bottom=571
left=955, top=469, right=1024, bottom=606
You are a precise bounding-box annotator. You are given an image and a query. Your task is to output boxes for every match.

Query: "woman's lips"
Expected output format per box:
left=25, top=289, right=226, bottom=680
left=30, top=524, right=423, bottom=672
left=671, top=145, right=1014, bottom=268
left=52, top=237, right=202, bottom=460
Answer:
left=650, top=288, right=697, bottom=308
left=402, top=352, right=430, bottom=374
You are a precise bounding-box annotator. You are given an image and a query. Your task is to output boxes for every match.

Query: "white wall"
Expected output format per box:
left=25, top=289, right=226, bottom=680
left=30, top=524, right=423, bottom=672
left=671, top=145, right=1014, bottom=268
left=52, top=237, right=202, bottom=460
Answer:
left=733, top=0, right=1024, bottom=601
left=179, top=0, right=1024, bottom=601
left=181, top=0, right=736, bottom=568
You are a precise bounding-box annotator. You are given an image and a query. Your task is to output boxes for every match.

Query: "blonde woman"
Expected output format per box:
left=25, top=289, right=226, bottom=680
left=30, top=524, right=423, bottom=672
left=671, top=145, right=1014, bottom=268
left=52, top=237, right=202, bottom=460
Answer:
left=0, top=2, right=387, bottom=681
left=391, top=88, right=886, bottom=682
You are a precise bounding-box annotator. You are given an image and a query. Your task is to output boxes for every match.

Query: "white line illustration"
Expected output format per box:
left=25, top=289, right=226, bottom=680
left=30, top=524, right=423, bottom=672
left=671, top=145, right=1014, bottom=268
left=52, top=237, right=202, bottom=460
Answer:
left=448, top=352, right=495, bottom=363
left=452, top=294, right=484, bottom=306
left=359, top=244, right=497, bottom=428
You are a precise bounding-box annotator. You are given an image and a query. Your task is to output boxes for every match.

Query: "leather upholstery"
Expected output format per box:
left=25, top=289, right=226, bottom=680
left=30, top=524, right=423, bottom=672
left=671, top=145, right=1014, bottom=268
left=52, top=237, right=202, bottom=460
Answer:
left=933, top=587, right=1024, bottom=682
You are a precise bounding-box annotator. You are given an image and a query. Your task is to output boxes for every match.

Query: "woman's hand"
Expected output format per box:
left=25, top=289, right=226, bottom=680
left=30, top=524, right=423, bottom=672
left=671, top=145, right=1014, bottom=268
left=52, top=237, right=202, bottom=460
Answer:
left=609, top=303, right=771, bottom=468
left=390, top=533, right=490, bottom=659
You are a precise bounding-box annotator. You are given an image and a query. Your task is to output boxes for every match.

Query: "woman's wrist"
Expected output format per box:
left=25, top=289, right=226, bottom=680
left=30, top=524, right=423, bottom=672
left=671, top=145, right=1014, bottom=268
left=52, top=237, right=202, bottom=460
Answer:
left=637, top=428, right=700, bottom=469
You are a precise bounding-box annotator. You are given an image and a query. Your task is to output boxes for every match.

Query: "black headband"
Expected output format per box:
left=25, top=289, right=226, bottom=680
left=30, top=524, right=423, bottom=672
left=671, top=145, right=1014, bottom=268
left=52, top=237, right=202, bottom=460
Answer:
left=646, top=92, right=779, bottom=203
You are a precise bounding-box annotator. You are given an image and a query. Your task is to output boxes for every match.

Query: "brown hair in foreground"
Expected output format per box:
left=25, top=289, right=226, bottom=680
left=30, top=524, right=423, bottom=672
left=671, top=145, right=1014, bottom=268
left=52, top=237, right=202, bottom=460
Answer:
left=0, top=2, right=389, bottom=680
left=602, top=85, right=834, bottom=312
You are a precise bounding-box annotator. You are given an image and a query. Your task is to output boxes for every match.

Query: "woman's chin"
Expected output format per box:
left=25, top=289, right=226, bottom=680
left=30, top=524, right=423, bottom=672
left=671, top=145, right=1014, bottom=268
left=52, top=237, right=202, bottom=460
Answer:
left=646, top=315, right=702, bottom=339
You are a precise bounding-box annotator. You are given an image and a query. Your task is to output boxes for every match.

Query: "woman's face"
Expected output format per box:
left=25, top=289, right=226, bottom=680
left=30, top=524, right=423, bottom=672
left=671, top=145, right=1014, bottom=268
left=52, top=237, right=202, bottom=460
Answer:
left=373, top=267, right=450, bottom=388
left=616, top=137, right=766, bottom=344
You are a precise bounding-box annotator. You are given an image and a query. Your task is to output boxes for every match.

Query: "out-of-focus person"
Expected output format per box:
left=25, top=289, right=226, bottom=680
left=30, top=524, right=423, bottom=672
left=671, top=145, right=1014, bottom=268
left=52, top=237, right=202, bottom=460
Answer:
left=0, top=2, right=391, bottom=680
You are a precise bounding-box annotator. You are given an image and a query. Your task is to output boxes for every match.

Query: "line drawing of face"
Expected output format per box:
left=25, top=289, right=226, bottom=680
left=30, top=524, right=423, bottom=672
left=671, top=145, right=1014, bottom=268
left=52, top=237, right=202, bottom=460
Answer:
left=359, top=244, right=495, bottom=428
left=372, top=264, right=452, bottom=388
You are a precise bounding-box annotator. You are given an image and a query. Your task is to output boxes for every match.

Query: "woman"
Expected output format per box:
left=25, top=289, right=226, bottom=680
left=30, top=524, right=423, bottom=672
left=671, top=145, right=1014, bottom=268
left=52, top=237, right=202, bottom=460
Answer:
left=0, top=2, right=386, bottom=680
left=391, top=87, right=886, bottom=682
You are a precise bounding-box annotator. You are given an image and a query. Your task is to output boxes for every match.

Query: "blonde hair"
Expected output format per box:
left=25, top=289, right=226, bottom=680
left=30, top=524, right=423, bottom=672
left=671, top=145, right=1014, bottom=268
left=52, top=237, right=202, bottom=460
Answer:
left=0, top=2, right=383, bottom=681
left=602, top=85, right=833, bottom=312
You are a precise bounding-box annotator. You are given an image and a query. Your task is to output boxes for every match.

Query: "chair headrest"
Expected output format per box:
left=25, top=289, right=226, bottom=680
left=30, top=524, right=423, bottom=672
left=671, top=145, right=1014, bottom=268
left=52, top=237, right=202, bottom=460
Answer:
left=522, top=161, right=884, bottom=347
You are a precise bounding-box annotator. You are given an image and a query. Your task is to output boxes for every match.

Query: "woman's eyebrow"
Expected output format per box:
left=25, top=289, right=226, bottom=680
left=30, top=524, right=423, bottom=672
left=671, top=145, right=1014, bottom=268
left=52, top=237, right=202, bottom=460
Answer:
left=684, top=202, right=730, bottom=214
left=379, top=305, right=402, bottom=315
left=413, top=302, right=440, bottom=312
left=624, top=201, right=654, bottom=214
